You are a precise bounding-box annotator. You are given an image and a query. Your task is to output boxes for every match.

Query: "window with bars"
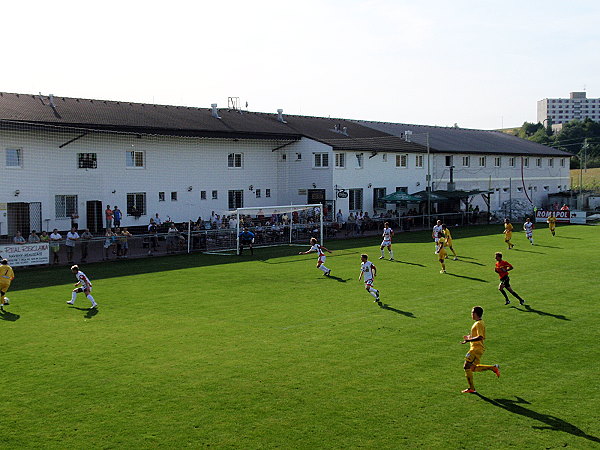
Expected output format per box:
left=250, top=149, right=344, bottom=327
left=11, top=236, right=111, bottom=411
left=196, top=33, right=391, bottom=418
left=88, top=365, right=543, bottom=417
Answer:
left=55, top=195, right=78, bottom=219
left=127, top=192, right=147, bottom=216
left=415, top=154, right=424, bottom=168
left=396, top=154, right=408, bottom=168
left=349, top=188, right=363, bottom=211
left=335, top=152, right=345, bottom=168
left=228, top=190, right=244, bottom=209
left=6, top=148, right=23, bottom=167
left=126, top=150, right=145, bottom=168
left=228, top=153, right=243, bottom=168
left=78, top=153, right=97, bottom=169
left=314, top=152, right=329, bottom=168
left=373, top=188, right=386, bottom=208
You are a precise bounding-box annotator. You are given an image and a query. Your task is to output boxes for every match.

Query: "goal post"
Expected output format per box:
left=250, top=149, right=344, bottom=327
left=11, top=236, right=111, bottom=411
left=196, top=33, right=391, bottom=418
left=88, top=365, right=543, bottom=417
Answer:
left=231, top=204, right=324, bottom=255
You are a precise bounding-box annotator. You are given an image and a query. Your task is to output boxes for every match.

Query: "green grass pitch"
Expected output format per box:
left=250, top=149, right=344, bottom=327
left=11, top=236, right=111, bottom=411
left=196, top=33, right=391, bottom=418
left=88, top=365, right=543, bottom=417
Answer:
left=2, top=224, right=599, bottom=448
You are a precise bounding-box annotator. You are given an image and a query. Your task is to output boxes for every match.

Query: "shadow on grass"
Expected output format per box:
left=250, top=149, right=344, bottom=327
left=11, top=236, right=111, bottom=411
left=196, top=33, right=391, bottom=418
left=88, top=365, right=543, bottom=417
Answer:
left=476, top=394, right=600, bottom=444
left=533, top=244, right=561, bottom=249
left=511, top=248, right=546, bottom=255
left=323, top=274, right=349, bottom=283
left=389, top=259, right=426, bottom=267
left=453, top=258, right=486, bottom=266
left=511, top=304, right=569, bottom=321
left=0, top=308, right=20, bottom=321
left=555, top=236, right=581, bottom=240
left=70, top=306, right=100, bottom=318
left=446, top=273, right=489, bottom=283
left=378, top=303, right=416, bottom=318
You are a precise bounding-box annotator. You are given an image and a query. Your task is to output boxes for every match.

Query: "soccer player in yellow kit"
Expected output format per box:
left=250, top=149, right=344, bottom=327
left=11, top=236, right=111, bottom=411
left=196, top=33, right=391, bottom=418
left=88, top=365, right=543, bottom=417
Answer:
left=503, top=219, right=514, bottom=249
left=441, top=224, right=458, bottom=260
left=0, top=259, right=15, bottom=307
left=435, top=231, right=447, bottom=273
left=461, top=306, right=500, bottom=393
left=547, top=213, right=557, bottom=236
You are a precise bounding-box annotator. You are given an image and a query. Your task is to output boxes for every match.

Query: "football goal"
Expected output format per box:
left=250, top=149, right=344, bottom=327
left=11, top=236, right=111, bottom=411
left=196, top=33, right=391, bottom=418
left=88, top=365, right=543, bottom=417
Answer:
left=203, top=204, right=324, bottom=255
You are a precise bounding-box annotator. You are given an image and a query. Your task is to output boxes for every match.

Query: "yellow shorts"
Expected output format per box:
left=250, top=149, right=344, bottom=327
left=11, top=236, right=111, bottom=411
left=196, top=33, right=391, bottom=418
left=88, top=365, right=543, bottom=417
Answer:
left=445, top=239, right=453, bottom=247
left=465, top=349, right=484, bottom=366
left=438, top=249, right=447, bottom=260
left=504, top=232, right=512, bottom=240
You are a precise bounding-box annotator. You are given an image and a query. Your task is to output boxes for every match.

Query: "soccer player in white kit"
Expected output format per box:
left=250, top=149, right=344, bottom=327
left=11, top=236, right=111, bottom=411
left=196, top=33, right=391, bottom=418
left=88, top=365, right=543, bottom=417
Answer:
left=359, top=254, right=380, bottom=302
left=67, top=265, right=98, bottom=308
left=299, top=237, right=332, bottom=276
left=380, top=222, right=394, bottom=260
left=523, top=218, right=535, bottom=245
left=432, top=219, right=443, bottom=249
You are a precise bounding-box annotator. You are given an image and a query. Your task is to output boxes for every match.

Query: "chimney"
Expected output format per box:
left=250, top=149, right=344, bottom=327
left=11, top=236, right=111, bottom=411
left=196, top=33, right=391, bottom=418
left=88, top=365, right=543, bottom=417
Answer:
left=49, top=94, right=56, bottom=108
left=404, top=130, right=412, bottom=142
left=211, top=103, right=221, bottom=119
left=277, top=108, right=287, bottom=123
left=342, top=126, right=348, bottom=136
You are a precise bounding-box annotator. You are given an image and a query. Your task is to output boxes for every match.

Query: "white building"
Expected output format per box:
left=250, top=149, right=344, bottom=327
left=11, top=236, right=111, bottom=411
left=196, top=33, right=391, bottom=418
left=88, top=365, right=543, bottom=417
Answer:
left=537, top=91, right=600, bottom=124
left=0, top=92, right=570, bottom=236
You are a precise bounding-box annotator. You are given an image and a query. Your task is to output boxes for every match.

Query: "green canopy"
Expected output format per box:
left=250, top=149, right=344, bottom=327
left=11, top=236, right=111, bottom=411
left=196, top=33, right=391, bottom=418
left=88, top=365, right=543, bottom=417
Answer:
left=380, top=191, right=422, bottom=203
left=411, top=190, right=450, bottom=201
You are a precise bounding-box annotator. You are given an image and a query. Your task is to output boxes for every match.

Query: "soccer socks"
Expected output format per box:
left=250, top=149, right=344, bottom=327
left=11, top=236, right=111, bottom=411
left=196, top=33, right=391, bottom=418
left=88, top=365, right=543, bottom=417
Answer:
left=389, top=250, right=394, bottom=259
left=510, top=290, right=524, bottom=302
left=465, top=370, right=475, bottom=390
left=381, top=248, right=385, bottom=258
left=500, top=290, right=509, bottom=302
left=318, top=265, right=329, bottom=273
left=473, top=364, right=494, bottom=372
left=87, top=294, right=96, bottom=306
left=71, top=292, right=77, bottom=302
left=368, top=288, right=378, bottom=299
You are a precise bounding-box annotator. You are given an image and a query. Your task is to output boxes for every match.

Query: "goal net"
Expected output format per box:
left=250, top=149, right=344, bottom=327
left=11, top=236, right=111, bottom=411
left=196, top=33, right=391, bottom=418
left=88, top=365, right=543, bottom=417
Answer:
left=203, top=204, right=324, bottom=255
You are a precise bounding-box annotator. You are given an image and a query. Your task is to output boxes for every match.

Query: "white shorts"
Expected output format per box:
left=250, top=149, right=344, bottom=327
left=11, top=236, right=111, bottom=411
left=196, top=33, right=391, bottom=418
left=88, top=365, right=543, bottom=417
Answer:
left=381, top=239, right=391, bottom=247
left=317, top=255, right=326, bottom=264
left=364, top=278, right=374, bottom=288
left=526, top=232, right=533, bottom=238
left=77, top=286, right=92, bottom=293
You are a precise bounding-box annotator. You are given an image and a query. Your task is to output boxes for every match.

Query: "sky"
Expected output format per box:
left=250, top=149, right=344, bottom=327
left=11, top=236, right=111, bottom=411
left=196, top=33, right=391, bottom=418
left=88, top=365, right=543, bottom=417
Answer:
left=2, top=0, right=599, bottom=130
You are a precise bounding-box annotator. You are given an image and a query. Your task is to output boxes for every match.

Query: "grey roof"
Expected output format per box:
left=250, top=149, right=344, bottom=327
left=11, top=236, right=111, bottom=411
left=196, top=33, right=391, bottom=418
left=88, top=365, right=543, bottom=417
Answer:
left=0, top=92, right=425, bottom=153
left=356, top=120, right=571, bottom=157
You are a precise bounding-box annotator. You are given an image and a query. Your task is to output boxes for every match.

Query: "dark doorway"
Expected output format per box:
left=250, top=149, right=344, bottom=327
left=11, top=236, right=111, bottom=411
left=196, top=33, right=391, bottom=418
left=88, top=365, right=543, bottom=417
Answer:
left=7, top=202, right=30, bottom=238
left=86, top=201, right=103, bottom=233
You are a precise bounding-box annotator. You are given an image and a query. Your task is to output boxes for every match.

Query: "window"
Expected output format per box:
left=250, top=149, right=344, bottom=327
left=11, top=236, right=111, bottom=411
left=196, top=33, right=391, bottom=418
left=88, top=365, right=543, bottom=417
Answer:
left=171, top=192, right=178, bottom=201
left=536, top=158, right=541, bottom=167
left=6, top=148, right=22, bottom=167
left=200, top=191, right=207, bottom=200
left=462, top=156, right=470, bottom=167
left=560, top=158, right=565, bottom=167
left=158, top=192, right=165, bottom=202
left=335, top=152, right=345, bottom=168
left=255, top=189, right=261, bottom=198
left=478, top=156, right=486, bottom=167
left=543, top=186, right=549, bottom=191
left=266, top=189, right=271, bottom=198
left=395, top=186, right=408, bottom=193
left=228, top=153, right=243, bottom=168
left=349, top=188, right=363, bottom=211
left=281, top=153, right=287, bottom=161
left=55, top=195, right=78, bottom=219
left=415, top=154, right=424, bottom=168
left=373, top=188, right=387, bottom=208
left=212, top=190, right=218, bottom=200
left=509, top=157, right=515, bottom=167
left=355, top=153, right=364, bottom=169
left=548, top=158, right=554, bottom=167
left=77, top=153, right=97, bottom=169
left=126, top=150, right=145, bottom=168
left=396, top=154, right=408, bottom=168
left=314, top=153, right=329, bottom=168
left=523, top=157, right=529, bottom=167
left=127, top=192, right=147, bottom=216
left=445, top=155, right=453, bottom=167
left=228, top=190, right=244, bottom=209
left=295, top=152, right=302, bottom=161
left=494, top=157, right=501, bottom=167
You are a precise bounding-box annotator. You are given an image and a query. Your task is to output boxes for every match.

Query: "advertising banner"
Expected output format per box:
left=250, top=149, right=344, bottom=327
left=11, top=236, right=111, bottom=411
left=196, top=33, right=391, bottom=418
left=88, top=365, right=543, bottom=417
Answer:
left=0, top=243, right=50, bottom=267
left=534, top=210, right=586, bottom=225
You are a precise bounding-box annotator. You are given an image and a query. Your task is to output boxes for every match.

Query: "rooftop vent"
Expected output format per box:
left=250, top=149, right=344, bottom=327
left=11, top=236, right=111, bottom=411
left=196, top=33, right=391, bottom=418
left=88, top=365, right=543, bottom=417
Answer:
left=211, top=103, right=221, bottom=119
left=277, top=109, right=287, bottom=123
left=404, top=130, right=413, bottom=142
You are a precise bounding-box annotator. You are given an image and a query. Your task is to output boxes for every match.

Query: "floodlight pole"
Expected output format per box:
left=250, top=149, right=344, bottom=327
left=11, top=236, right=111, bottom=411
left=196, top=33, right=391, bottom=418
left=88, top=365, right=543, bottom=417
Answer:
left=320, top=203, right=324, bottom=246
left=236, top=209, right=240, bottom=255
left=426, top=132, right=431, bottom=228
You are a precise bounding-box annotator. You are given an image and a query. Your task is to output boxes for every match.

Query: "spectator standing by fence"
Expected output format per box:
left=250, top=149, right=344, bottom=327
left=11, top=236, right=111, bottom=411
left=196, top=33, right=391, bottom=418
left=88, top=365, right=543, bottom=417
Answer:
left=105, top=205, right=113, bottom=230
left=113, top=206, right=122, bottom=228
left=13, top=231, right=25, bottom=245
left=80, top=229, right=93, bottom=262
left=28, top=230, right=40, bottom=244
left=50, top=229, right=62, bottom=264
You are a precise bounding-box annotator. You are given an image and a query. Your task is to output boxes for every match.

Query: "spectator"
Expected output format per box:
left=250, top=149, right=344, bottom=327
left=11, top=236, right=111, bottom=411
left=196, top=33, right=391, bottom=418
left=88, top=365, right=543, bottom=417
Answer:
left=114, top=227, right=123, bottom=256
left=103, top=228, right=116, bottom=260
left=50, top=229, right=62, bottom=264
left=65, top=227, right=80, bottom=263
left=560, top=204, right=570, bottom=211
left=336, top=209, right=344, bottom=225
left=39, top=230, right=50, bottom=244
left=71, top=213, right=79, bottom=230
left=13, top=231, right=26, bottom=244
left=105, top=205, right=114, bottom=229
left=28, top=230, right=41, bottom=243
left=347, top=213, right=356, bottom=236
left=120, top=228, right=131, bottom=258
left=167, top=223, right=179, bottom=253
left=113, top=206, right=122, bottom=228
left=80, top=229, right=93, bottom=263
left=154, top=213, right=162, bottom=226
left=147, top=219, right=158, bottom=256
